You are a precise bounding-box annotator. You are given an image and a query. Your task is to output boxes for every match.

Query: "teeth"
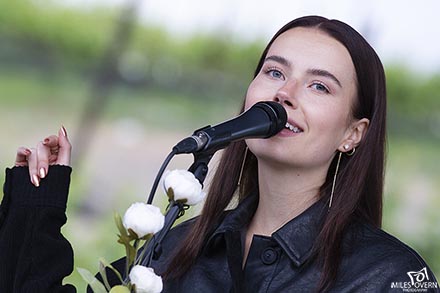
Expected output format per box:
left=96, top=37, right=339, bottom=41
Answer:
left=285, top=122, right=302, bottom=133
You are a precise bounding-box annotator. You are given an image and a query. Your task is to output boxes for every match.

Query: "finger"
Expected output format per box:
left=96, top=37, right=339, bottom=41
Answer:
left=42, top=135, right=59, bottom=148
left=48, top=145, right=60, bottom=164
left=27, top=148, right=40, bottom=187
left=15, top=147, right=31, bottom=167
left=56, top=126, right=71, bottom=166
left=48, top=154, right=59, bottom=164
left=37, top=140, right=52, bottom=179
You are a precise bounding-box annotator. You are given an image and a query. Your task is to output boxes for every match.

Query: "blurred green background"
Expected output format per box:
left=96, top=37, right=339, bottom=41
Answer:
left=0, top=1, right=439, bottom=290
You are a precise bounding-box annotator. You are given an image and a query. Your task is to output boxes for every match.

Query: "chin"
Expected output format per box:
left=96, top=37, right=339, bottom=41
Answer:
left=247, top=137, right=292, bottom=157
left=248, top=144, right=290, bottom=166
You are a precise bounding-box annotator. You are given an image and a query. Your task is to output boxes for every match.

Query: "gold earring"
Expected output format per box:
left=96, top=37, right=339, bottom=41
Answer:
left=347, top=147, right=356, bottom=156
left=329, top=151, right=342, bottom=209
left=237, top=146, right=249, bottom=187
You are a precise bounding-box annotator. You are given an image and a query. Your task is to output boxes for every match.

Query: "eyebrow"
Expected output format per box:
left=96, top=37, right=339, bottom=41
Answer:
left=264, top=55, right=342, bottom=88
left=264, top=55, right=292, bottom=67
left=307, top=68, right=342, bottom=88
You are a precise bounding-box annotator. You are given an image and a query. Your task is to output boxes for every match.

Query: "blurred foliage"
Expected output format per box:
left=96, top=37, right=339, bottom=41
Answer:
left=0, top=0, right=114, bottom=69
left=386, top=65, right=440, bottom=139
left=0, top=0, right=262, bottom=99
left=1, top=1, right=438, bottom=136
left=0, top=0, right=439, bottom=289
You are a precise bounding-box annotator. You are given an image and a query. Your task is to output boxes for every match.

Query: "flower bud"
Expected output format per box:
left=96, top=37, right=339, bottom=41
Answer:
left=129, top=265, right=163, bottom=293
left=123, top=203, right=164, bottom=238
left=163, top=169, right=206, bottom=205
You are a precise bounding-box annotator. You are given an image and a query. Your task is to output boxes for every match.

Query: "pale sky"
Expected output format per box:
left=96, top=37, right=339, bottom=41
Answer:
left=61, top=0, right=440, bottom=73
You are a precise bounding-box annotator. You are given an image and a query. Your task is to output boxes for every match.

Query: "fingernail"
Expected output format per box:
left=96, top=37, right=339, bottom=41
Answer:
left=32, top=174, right=40, bottom=187
left=43, top=138, right=50, bottom=145
left=39, top=167, right=46, bottom=178
left=60, top=126, right=67, bottom=137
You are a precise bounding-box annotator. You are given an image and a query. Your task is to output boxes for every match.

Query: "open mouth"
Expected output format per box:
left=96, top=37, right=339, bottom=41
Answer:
left=285, top=122, right=303, bottom=133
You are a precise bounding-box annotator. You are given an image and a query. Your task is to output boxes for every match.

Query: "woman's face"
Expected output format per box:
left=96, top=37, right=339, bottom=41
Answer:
left=245, top=27, right=362, bottom=171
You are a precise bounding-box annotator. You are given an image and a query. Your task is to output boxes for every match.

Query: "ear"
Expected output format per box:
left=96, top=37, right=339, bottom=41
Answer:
left=338, top=118, right=369, bottom=153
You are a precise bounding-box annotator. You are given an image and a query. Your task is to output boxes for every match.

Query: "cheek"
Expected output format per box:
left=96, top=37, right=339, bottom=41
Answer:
left=244, top=81, right=259, bottom=110
left=307, top=103, right=351, bottom=146
left=245, top=77, right=274, bottom=110
left=315, top=109, right=344, bottom=129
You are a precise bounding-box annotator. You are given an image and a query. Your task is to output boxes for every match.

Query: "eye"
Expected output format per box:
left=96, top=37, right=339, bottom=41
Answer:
left=269, top=70, right=283, bottom=79
left=264, top=67, right=285, bottom=80
left=311, top=82, right=330, bottom=94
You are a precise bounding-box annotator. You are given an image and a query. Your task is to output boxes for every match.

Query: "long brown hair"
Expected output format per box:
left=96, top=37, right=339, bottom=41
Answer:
left=165, top=16, right=387, bottom=291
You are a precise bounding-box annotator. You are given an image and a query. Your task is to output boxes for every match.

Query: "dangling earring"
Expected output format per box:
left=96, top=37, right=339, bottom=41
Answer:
left=328, top=151, right=342, bottom=210
left=329, top=145, right=357, bottom=209
left=237, top=146, right=249, bottom=187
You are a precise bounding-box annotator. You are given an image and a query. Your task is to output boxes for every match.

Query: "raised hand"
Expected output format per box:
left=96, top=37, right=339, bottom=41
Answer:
left=15, top=126, right=72, bottom=187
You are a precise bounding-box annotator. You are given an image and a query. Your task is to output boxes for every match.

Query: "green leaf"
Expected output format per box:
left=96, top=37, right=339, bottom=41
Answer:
left=127, top=243, right=137, bottom=266
left=140, top=233, right=153, bottom=242
left=167, top=187, right=174, bottom=201
left=127, top=228, right=139, bottom=240
left=99, top=257, right=124, bottom=284
left=98, top=260, right=111, bottom=291
left=109, top=285, right=130, bottom=293
left=77, top=267, right=107, bottom=293
left=114, top=212, right=128, bottom=239
left=176, top=198, right=188, bottom=204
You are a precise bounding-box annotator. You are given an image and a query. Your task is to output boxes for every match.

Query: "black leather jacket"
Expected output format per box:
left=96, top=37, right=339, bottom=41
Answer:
left=1, top=166, right=438, bottom=292
left=142, top=193, right=439, bottom=292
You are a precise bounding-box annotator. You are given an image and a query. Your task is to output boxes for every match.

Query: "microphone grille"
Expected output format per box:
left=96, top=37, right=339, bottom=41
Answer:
left=255, top=101, right=287, bottom=135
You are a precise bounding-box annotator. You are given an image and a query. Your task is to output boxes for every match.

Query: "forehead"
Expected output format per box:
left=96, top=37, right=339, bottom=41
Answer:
left=267, top=27, right=357, bottom=86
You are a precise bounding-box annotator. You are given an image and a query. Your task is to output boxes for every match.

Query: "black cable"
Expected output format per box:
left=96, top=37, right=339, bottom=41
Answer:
left=146, top=149, right=177, bottom=204
left=122, top=149, right=177, bottom=283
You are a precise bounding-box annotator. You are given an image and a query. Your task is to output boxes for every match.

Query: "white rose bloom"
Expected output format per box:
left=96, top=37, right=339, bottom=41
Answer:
left=129, top=265, right=162, bottom=293
left=163, top=169, right=206, bottom=205
left=123, top=203, right=164, bottom=238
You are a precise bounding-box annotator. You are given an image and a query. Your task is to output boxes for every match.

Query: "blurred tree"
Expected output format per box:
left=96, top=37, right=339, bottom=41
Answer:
left=72, top=0, right=140, bottom=165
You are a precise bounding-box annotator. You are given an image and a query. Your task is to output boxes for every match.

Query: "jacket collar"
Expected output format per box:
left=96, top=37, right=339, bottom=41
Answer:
left=272, top=198, right=326, bottom=266
left=205, top=192, right=327, bottom=267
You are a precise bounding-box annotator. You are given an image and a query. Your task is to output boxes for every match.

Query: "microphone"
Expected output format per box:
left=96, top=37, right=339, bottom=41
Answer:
left=173, top=101, right=287, bottom=154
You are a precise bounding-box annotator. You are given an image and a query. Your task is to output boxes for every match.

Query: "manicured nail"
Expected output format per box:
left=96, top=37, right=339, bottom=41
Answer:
left=32, top=174, right=40, bottom=187
left=60, top=126, right=67, bottom=137
left=39, top=167, right=46, bottom=178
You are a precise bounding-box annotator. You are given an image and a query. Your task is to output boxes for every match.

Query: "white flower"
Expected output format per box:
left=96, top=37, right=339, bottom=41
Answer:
left=163, top=169, right=206, bottom=205
left=123, top=203, right=164, bottom=238
left=129, top=265, right=163, bottom=293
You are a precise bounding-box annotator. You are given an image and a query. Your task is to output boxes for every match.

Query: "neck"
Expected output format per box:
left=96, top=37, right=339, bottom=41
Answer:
left=249, top=160, right=327, bottom=236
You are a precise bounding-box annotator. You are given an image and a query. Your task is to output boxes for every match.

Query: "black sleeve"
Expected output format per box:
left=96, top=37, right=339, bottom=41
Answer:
left=0, top=165, right=76, bottom=293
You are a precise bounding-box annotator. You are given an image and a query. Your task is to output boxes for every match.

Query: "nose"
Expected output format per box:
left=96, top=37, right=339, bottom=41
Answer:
left=273, top=80, right=298, bottom=109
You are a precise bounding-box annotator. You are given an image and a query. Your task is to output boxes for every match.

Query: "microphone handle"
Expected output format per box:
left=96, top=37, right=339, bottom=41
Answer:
left=172, top=101, right=286, bottom=155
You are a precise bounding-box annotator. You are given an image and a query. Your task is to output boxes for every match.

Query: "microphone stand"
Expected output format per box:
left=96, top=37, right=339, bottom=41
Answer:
left=188, top=151, right=214, bottom=184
